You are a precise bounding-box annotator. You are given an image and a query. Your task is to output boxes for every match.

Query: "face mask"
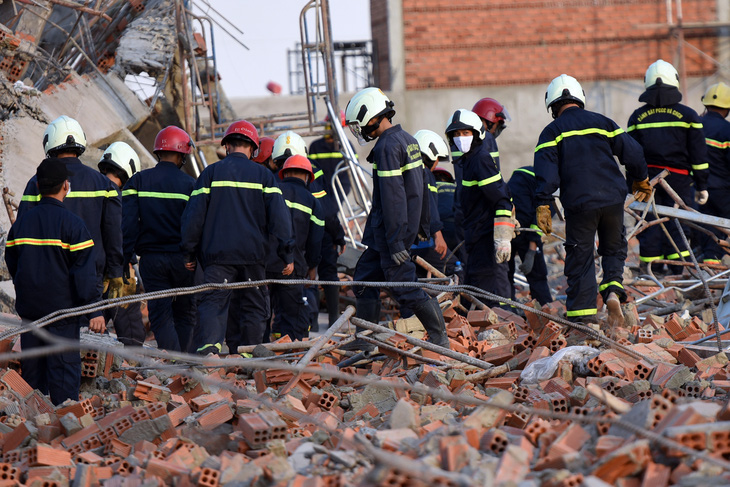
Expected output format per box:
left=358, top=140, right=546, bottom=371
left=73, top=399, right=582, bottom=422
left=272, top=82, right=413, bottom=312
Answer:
left=454, top=135, right=473, bottom=154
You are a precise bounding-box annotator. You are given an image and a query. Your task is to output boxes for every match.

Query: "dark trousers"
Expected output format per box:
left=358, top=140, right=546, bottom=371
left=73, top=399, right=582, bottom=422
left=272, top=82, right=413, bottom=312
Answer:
left=194, top=263, right=268, bottom=354
left=318, top=232, right=340, bottom=323
left=507, top=234, right=552, bottom=305
left=564, top=203, right=627, bottom=320
left=21, top=318, right=81, bottom=405
left=139, top=252, right=196, bottom=352
left=700, top=189, right=730, bottom=262
left=464, top=232, right=511, bottom=308
left=269, top=278, right=309, bottom=341
left=104, top=302, right=145, bottom=347
left=637, top=171, right=693, bottom=272
left=352, top=247, right=429, bottom=310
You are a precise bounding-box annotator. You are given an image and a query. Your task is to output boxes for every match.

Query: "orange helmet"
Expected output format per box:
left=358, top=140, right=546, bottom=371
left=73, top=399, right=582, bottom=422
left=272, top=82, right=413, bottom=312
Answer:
left=221, top=120, right=259, bottom=149
left=252, top=137, right=275, bottom=164
left=279, top=154, right=314, bottom=181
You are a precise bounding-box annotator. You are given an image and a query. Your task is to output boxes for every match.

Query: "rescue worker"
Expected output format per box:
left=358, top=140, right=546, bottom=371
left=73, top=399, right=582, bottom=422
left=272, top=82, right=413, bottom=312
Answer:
left=267, top=155, right=325, bottom=340
left=507, top=166, right=552, bottom=305
left=181, top=121, right=294, bottom=355
left=412, top=129, right=457, bottom=275
left=345, top=87, right=449, bottom=349
left=535, top=74, right=650, bottom=324
left=6, top=158, right=105, bottom=405
left=627, top=60, right=708, bottom=275
left=99, top=142, right=146, bottom=347
left=698, top=82, right=730, bottom=263
left=122, top=127, right=197, bottom=352
left=309, top=111, right=353, bottom=196
left=432, top=167, right=463, bottom=263
left=445, top=109, right=515, bottom=307
left=471, top=97, right=511, bottom=170
left=18, top=116, right=124, bottom=299
left=252, top=136, right=275, bottom=168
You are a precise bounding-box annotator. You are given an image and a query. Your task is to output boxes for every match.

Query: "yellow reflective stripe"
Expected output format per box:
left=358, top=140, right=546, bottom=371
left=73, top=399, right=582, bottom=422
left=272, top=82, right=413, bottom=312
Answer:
left=639, top=255, right=664, bottom=262
left=313, top=170, right=324, bottom=179
left=193, top=181, right=282, bottom=195
left=123, top=189, right=189, bottom=201
left=263, top=187, right=282, bottom=194
left=377, top=168, right=401, bottom=177
left=309, top=152, right=343, bottom=159
left=691, top=163, right=709, bottom=171
left=312, top=190, right=326, bottom=198
left=704, top=259, right=721, bottom=264
left=6, top=238, right=93, bottom=251
left=21, top=194, right=41, bottom=202
left=451, top=151, right=463, bottom=158
left=598, top=281, right=624, bottom=292
left=515, top=168, right=535, bottom=177
left=196, top=343, right=222, bottom=353
left=490, top=151, right=499, bottom=159
left=403, top=160, right=423, bottom=172
left=495, top=209, right=512, bottom=217
left=535, top=127, right=624, bottom=152
left=428, top=184, right=438, bottom=193
left=311, top=214, right=325, bottom=226
left=706, top=138, right=730, bottom=149
left=627, top=121, right=703, bottom=131
left=666, top=250, right=690, bottom=260
left=374, top=159, right=423, bottom=177
left=529, top=224, right=544, bottom=236
left=190, top=187, right=211, bottom=197
left=566, top=308, right=597, bottom=317
left=286, top=200, right=312, bottom=215
left=462, top=174, right=502, bottom=187
left=66, top=190, right=118, bottom=198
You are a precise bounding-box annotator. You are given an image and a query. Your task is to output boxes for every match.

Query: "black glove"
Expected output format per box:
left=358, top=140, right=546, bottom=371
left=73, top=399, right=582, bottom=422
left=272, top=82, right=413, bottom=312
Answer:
left=519, top=249, right=536, bottom=275
left=391, top=250, right=410, bottom=266
left=122, top=265, right=131, bottom=285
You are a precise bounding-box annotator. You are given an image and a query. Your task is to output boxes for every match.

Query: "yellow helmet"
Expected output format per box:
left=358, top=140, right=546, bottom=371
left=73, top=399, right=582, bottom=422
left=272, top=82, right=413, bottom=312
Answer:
left=702, top=82, right=730, bottom=109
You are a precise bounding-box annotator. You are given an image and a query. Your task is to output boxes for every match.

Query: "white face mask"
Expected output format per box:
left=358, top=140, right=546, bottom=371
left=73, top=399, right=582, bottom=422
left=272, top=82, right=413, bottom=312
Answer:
left=454, top=135, right=473, bottom=154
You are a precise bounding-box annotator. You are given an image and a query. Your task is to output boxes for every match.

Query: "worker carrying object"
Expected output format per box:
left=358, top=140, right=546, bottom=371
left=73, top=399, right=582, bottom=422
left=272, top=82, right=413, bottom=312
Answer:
left=266, top=155, right=325, bottom=341
left=535, top=74, right=648, bottom=325
left=6, top=158, right=105, bottom=405
left=122, top=127, right=197, bottom=352
left=445, top=108, right=515, bottom=308
left=181, top=120, right=294, bottom=355
left=18, top=116, right=124, bottom=300
left=697, top=82, right=730, bottom=264
left=345, top=87, right=449, bottom=350
left=627, top=59, right=708, bottom=275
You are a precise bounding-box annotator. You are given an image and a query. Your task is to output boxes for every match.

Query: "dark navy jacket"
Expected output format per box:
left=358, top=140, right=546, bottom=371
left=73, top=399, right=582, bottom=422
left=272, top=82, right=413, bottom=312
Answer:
left=535, top=107, right=647, bottom=214
left=18, top=157, right=123, bottom=280
left=122, top=161, right=195, bottom=261
left=700, top=110, right=730, bottom=190
left=459, top=140, right=512, bottom=250
left=425, top=169, right=443, bottom=235
left=508, top=166, right=543, bottom=244
left=627, top=102, right=708, bottom=189
left=309, top=137, right=354, bottom=196
left=363, top=125, right=426, bottom=254
left=266, top=177, right=324, bottom=277
left=6, top=198, right=99, bottom=320
left=309, top=159, right=346, bottom=246
left=181, top=152, right=294, bottom=266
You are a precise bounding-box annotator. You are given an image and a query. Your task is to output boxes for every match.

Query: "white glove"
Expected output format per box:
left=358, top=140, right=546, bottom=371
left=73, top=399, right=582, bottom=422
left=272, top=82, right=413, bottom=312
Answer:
left=695, top=190, right=709, bottom=205
left=494, top=238, right=511, bottom=264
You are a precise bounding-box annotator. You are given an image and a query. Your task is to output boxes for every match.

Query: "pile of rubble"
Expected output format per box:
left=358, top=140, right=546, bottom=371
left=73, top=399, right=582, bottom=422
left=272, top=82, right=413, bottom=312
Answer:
left=0, top=284, right=728, bottom=487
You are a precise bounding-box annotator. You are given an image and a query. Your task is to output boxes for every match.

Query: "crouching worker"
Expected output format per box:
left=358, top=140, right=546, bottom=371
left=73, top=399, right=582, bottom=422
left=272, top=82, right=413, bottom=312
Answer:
left=5, top=158, right=105, bottom=405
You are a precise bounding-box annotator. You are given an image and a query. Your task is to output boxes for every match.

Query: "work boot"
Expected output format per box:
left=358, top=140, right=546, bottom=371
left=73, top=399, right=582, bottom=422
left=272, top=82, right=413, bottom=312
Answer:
left=324, top=285, right=341, bottom=327
left=606, top=291, right=625, bottom=330
left=413, top=298, right=450, bottom=349
left=341, top=298, right=380, bottom=352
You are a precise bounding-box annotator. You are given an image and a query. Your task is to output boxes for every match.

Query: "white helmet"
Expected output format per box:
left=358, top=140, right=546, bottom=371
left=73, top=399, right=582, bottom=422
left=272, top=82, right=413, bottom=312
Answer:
left=43, top=115, right=87, bottom=156
left=98, top=142, right=140, bottom=182
left=545, top=74, right=586, bottom=111
left=445, top=109, right=485, bottom=140
left=345, top=87, right=395, bottom=144
left=645, top=59, right=679, bottom=89
left=272, top=131, right=308, bottom=162
left=414, top=130, right=449, bottom=162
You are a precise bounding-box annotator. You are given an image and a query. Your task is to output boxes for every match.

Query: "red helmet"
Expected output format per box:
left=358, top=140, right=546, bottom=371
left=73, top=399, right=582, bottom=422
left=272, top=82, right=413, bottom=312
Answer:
left=279, top=154, right=314, bottom=181
left=252, top=137, right=275, bottom=164
left=154, top=126, right=193, bottom=154
left=432, top=167, right=454, bottom=183
left=324, top=110, right=346, bottom=128
left=472, top=98, right=510, bottom=125
left=221, top=120, right=259, bottom=149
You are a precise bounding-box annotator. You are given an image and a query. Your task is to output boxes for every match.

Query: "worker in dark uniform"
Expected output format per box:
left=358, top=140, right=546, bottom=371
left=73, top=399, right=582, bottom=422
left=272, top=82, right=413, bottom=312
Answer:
left=472, top=97, right=510, bottom=171
left=445, top=108, right=515, bottom=308
left=267, top=155, right=325, bottom=340
left=252, top=137, right=275, bottom=168
left=18, top=116, right=125, bottom=301
left=432, top=167, right=463, bottom=264
left=181, top=121, right=294, bottom=355
left=627, top=59, right=708, bottom=275
left=6, top=158, right=105, bottom=405
left=98, top=142, right=146, bottom=347
left=697, top=82, right=730, bottom=264
left=412, top=129, right=458, bottom=275
left=123, top=126, right=197, bottom=352
left=507, top=166, right=552, bottom=305
left=535, top=74, right=650, bottom=324
left=309, top=110, right=353, bottom=197
left=345, top=87, right=449, bottom=349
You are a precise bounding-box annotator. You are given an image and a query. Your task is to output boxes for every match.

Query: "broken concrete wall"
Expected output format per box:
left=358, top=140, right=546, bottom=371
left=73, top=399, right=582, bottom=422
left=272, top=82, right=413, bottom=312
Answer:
left=114, top=0, right=175, bottom=78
